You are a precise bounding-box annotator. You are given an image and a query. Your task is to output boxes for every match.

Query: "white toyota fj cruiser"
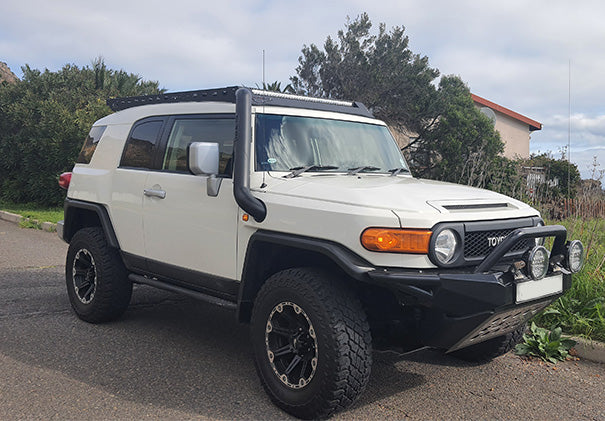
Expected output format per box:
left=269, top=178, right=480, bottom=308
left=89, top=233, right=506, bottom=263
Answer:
left=58, top=87, right=584, bottom=419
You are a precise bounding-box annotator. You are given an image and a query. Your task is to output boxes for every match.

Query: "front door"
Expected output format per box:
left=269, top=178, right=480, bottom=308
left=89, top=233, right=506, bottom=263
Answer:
left=142, top=115, right=238, bottom=287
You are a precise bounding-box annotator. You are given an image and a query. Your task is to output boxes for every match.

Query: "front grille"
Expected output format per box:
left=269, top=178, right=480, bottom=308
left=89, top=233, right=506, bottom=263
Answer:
left=447, top=300, right=549, bottom=352
left=464, top=229, right=531, bottom=259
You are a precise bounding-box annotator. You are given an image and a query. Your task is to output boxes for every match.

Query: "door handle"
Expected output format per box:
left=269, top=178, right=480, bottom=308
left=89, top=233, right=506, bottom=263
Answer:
left=143, top=189, right=166, bottom=199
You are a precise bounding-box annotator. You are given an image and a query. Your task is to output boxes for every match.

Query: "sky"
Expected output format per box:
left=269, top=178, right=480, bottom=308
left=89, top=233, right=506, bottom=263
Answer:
left=1, top=0, right=604, bottom=180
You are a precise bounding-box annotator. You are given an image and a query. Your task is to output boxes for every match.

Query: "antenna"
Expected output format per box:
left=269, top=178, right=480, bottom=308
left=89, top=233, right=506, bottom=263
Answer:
left=260, top=49, right=267, bottom=189
left=568, top=59, right=571, bottom=198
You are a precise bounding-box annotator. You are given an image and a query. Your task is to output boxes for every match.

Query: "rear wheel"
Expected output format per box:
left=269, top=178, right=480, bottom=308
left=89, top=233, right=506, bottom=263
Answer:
left=450, top=324, right=526, bottom=363
left=66, top=227, right=132, bottom=323
left=251, top=268, right=372, bottom=419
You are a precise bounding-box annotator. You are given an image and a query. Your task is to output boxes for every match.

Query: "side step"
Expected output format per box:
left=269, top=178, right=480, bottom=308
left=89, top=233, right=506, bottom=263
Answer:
left=129, top=274, right=237, bottom=311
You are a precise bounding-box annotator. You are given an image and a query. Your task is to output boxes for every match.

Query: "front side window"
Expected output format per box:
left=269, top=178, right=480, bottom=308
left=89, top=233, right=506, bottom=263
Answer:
left=120, top=119, right=164, bottom=169
left=162, top=118, right=235, bottom=176
left=255, top=114, right=408, bottom=173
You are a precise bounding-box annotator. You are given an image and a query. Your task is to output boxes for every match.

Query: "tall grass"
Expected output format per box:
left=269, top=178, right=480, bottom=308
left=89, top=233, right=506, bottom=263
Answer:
left=534, top=218, right=605, bottom=341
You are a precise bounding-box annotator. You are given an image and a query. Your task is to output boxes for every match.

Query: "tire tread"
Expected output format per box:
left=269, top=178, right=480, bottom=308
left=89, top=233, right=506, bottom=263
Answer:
left=251, top=268, right=372, bottom=419
left=66, top=227, right=131, bottom=323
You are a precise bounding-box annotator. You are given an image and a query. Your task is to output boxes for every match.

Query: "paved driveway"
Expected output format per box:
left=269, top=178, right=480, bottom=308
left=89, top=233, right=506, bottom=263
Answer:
left=1, top=219, right=604, bottom=420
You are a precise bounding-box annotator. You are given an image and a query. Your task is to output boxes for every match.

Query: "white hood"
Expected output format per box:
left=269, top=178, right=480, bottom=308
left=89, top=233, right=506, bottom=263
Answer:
left=262, top=174, right=533, bottom=216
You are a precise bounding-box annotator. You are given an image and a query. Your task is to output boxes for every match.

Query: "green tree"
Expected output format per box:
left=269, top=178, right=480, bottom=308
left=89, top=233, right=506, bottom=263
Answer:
left=291, top=14, right=440, bottom=139
left=419, top=75, right=504, bottom=184
left=0, top=59, right=162, bottom=206
left=291, top=14, right=504, bottom=183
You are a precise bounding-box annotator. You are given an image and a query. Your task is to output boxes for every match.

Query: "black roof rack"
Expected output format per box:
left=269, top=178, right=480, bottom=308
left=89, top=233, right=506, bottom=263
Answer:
left=106, top=86, right=239, bottom=112
left=106, top=86, right=373, bottom=118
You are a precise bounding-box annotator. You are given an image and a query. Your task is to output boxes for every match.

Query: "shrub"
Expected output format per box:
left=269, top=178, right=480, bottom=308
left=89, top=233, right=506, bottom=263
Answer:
left=515, top=322, right=576, bottom=363
left=0, top=60, right=162, bottom=206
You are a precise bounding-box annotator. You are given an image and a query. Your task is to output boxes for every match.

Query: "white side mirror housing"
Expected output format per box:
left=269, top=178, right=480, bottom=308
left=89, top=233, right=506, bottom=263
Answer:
left=189, top=142, right=219, bottom=175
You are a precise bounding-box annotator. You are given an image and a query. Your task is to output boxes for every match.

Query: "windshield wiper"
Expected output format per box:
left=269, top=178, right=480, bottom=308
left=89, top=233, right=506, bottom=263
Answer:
left=347, top=166, right=380, bottom=175
left=285, top=165, right=339, bottom=178
left=388, top=167, right=411, bottom=176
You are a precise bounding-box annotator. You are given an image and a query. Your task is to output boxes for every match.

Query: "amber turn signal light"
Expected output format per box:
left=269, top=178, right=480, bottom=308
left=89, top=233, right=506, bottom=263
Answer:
left=361, top=228, right=432, bottom=253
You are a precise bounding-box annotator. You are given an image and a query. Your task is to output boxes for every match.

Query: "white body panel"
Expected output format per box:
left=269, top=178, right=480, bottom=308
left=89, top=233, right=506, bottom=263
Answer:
left=142, top=172, right=238, bottom=278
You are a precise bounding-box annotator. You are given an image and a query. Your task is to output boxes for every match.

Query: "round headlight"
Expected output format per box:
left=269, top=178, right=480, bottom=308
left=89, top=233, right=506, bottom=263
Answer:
left=527, top=246, right=549, bottom=280
left=534, top=220, right=545, bottom=246
left=434, top=229, right=458, bottom=265
left=567, top=240, right=584, bottom=273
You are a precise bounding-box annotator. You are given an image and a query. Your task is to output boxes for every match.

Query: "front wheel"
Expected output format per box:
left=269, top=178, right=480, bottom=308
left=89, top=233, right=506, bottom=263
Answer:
left=251, top=268, right=372, bottom=419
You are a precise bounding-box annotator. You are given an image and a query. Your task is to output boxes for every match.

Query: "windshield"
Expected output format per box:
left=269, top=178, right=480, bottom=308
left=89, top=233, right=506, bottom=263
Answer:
left=254, top=114, right=409, bottom=173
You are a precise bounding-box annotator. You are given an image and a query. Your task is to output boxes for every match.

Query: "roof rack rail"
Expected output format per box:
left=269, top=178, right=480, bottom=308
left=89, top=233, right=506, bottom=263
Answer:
left=107, top=86, right=373, bottom=118
left=250, top=89, right=372, bottom=118
left=107, top=86, right=239, bottom=111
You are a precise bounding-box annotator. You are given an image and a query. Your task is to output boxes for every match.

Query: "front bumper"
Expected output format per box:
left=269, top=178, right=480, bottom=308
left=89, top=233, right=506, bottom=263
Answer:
left=368, top=268, right=570, bottom=352
left=365, top=225, right=573, bottom=352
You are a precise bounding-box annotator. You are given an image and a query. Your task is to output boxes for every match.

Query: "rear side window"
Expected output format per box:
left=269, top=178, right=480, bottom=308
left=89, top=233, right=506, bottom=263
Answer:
left=76, top=125, right=107, bottom=164
left=120, top=119, right=164, bottom=169
left=162, top=117, right=235, bottom=176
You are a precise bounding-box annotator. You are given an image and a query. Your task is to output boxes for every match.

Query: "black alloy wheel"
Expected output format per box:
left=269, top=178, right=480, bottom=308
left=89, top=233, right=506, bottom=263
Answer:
left=72, top=248, right=98, bottom=304
left=265, top=301, right=318, bottom=389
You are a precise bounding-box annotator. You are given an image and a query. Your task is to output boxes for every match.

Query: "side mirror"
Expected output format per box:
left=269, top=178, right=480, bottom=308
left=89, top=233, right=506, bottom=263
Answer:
left=189, top=142, right=219, bottom=175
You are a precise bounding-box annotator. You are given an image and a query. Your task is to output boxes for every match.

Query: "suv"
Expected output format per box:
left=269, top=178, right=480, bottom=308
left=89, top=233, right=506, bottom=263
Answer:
left=58, top=87, right=584, bottom=419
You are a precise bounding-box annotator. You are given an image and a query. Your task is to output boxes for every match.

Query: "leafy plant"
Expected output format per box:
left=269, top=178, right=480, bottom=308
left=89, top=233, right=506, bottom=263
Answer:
left=515, top=322, right=576, bottom=363
left=19, top=218, right=43, bottom=230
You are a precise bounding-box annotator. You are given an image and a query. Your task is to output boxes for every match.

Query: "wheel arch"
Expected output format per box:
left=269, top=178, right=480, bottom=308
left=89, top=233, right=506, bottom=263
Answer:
left=236, top=230, right=374, bottom=323
left=62, top=198, right=120, bottom=249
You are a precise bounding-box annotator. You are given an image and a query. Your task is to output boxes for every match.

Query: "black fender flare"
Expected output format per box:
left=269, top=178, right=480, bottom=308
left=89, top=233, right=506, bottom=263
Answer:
left=236, top=230, right=374, bottom=322
left=62, top=198, right=120, bottom=249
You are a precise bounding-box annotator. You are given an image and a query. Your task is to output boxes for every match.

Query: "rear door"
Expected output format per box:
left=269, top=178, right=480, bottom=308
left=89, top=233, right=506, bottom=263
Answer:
left=111, top=117, right=166, bottom=263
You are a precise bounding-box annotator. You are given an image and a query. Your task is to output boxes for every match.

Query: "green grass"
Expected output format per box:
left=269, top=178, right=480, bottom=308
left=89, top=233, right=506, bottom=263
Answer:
left=0, top=201, right=64, bottom=225
left=534, top=218, right=605, bottom=342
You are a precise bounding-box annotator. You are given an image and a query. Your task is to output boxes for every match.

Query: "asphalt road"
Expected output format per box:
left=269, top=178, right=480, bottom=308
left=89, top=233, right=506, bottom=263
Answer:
left=1, top=219, right=604, bottom=420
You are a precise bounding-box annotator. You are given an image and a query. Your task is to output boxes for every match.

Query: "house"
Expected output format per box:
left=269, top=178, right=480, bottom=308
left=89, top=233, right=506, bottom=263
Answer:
left=471, top=94, right=542, bottom=159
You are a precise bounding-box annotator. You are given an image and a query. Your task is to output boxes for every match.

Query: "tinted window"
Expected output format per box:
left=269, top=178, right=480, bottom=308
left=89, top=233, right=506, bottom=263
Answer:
left=76, top=125, right=107, bottom=164
left=162, top=118, right=235, bottom=176
left=120, top=120, right=164, bottom=169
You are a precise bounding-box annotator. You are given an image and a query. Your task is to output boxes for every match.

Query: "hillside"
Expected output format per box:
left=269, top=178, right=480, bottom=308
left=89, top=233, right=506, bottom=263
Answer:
left=0, top=62, right=18, bottom=83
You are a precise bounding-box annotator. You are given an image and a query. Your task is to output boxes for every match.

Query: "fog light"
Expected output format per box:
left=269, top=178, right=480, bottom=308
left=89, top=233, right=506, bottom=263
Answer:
left=566, top=240, right=584, bottom=273
left=527, top=246, right=549, bottom=280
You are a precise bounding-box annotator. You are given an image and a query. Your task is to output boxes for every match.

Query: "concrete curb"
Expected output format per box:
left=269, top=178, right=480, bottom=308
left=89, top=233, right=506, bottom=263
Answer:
left=0, top=210, right=57, bottom=233
left=571, top=336, right=605, bottom=364
left=0, top=210, right=22, bottom=224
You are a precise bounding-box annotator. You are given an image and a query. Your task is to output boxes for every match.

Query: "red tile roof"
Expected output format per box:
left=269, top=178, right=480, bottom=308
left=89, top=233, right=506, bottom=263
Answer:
left=471, top=94, right=542, bottom=132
